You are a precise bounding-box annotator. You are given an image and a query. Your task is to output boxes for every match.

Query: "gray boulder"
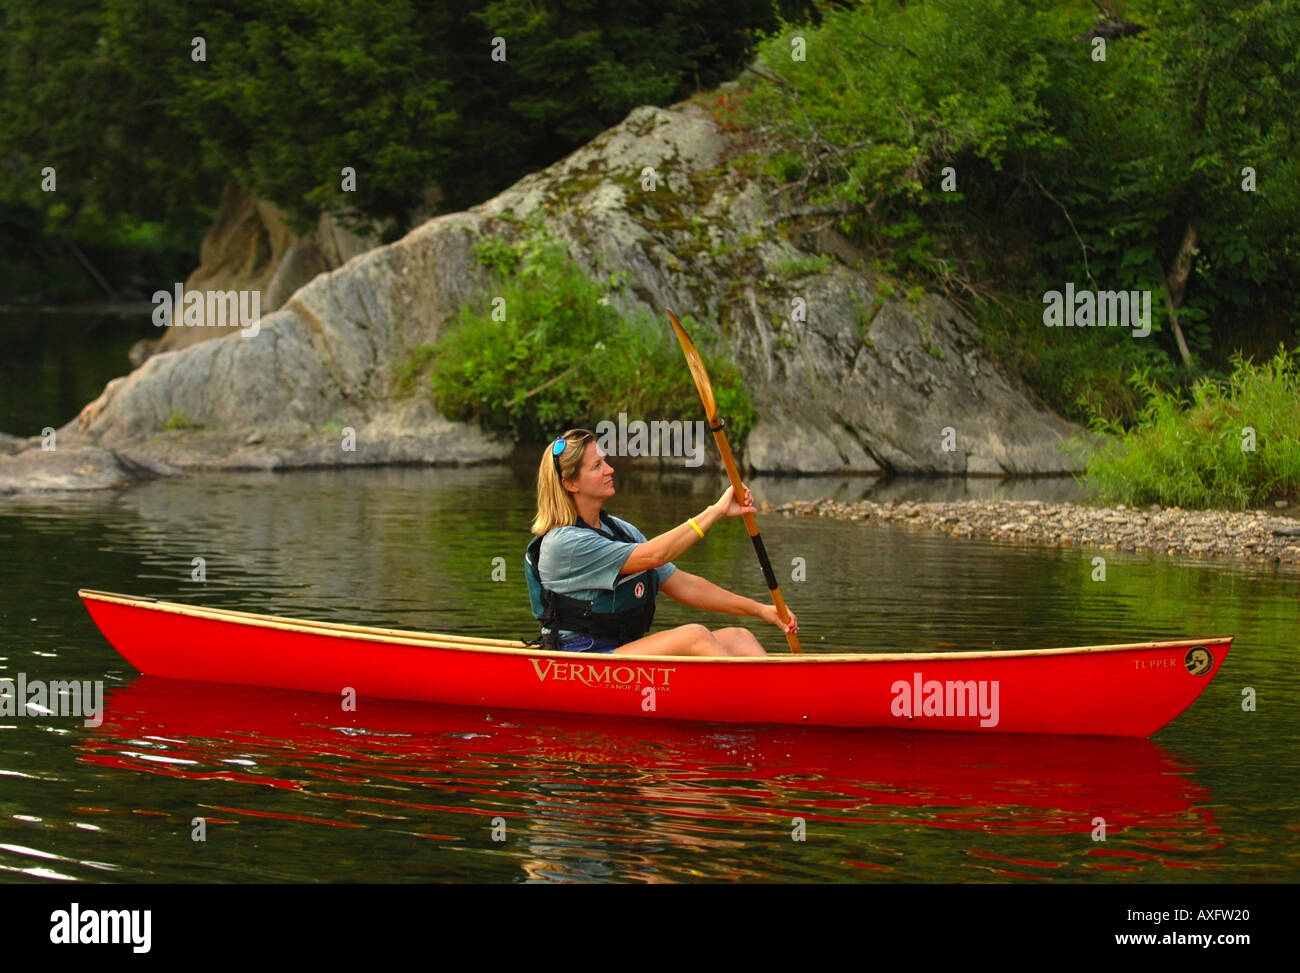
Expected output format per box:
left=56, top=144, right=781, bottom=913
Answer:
left=6, top=100, right=1086, bottom=494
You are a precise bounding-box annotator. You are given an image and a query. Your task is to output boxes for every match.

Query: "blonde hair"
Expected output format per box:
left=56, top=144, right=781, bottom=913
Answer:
left=530, top=428, right=596, bottom=535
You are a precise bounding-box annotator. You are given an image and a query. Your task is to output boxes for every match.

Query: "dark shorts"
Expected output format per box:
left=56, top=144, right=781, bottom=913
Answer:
left=556, top=634, right=620, bottom=654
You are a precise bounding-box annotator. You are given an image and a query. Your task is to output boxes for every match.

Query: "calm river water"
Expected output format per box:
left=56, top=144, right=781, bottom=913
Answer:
left=1, top=309, right=1296, bottom=884
left=1, top=464, right=1297, bottom=883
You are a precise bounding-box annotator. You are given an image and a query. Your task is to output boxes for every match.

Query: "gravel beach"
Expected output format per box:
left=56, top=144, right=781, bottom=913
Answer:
left=768, top=497, right=1300, bottom=566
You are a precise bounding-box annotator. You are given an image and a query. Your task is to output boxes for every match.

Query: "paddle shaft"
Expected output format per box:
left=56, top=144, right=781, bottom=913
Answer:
left=665, top=308, right=800, bottom=652
left=707, top=418, right=801, bottom=653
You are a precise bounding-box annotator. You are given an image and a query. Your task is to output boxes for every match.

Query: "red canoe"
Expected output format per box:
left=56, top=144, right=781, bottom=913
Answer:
left=78, top=589, right=1231, bottom=737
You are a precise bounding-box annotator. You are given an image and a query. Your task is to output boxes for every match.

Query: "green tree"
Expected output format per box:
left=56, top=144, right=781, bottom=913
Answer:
left=742, top=0, right=1300, bottom=400
left=0, top=0, right=817, bottom=244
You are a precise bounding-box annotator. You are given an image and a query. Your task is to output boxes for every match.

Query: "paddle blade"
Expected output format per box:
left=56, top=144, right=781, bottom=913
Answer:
left=666, top=309, right=718, bottom=419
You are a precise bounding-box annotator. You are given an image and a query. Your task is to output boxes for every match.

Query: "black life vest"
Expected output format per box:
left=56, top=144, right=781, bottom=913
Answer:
left=524, top=512, right=658, bottom=650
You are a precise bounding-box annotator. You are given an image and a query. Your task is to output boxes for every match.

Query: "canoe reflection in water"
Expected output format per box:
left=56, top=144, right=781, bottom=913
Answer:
left=76, top=676, right=1224, bottom=881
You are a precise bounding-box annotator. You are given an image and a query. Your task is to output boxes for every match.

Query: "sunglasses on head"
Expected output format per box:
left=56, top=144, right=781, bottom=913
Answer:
left=551, top=431, right=593, bottom=479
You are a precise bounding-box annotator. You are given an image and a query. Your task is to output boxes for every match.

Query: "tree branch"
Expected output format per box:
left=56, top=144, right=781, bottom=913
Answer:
left=1029, top=173, right=1096, bottom=288
left=859, top=31, right=919, bottom=59
left=507, top=363, right=579, bottom=408
left=744, top=63, right=792, bottom=91
left=1160, top=221, right=1198, bottom=368
left=761, top=204, right=857, bottom=230
left=60, top=237, right=116, bottom=298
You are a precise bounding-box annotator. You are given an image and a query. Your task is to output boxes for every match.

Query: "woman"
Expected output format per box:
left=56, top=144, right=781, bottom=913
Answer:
left=525, top=428, right=798, bottom=656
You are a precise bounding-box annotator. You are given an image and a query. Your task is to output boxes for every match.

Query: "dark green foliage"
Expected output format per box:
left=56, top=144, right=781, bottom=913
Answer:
left=0, top=0, right=816, bottom=245
left=0, top=1, right=220, bottom=296
left=742, top=0, right=1300, bottom=416
left=0, top=199, right=207, bottom=301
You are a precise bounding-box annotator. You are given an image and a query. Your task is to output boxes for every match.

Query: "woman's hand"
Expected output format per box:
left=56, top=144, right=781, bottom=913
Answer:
left=712, top=483, right=756, bottom=518
left=758, top=603, right=798, bottom=635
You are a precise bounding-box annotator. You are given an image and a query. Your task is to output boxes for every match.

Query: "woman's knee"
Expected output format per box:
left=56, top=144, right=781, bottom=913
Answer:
left=713, top=626, right=766, bottom=656
left=681, top=623, right=723, bottom=654
left=645, top=624, right=720, bottom=656
left=616, top=623, right=722, bottom=656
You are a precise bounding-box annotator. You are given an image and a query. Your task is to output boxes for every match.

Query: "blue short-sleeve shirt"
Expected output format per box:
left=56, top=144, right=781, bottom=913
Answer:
left=538, top=514, right=676, bottom=639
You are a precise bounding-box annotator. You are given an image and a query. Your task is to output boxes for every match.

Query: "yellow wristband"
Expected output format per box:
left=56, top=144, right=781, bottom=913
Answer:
left=687, top=517, right=705, bottom=538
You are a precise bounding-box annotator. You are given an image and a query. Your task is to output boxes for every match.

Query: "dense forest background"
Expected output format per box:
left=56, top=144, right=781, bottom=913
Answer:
left=2, top=0, right=1297, bottom=435
left=0, top=0, right=820, bottom=297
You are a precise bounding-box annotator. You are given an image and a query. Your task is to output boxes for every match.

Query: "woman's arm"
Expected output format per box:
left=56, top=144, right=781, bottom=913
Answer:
left=618, top=484, right=753, bottom=575
left=658, top=570, right=761, bottom=616
left=660, top=569, right=800, bottom=635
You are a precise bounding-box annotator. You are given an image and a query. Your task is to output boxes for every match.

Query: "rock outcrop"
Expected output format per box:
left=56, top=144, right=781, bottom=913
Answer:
left=0, top=442, right=180, bottom=493
left=3, top=97, right=1088, bottom=493
left=128, top=182, right=383, bottom=366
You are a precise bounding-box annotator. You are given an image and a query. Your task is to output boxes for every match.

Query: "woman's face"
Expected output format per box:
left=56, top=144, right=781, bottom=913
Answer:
left=563, top=440, right=615, bottom=499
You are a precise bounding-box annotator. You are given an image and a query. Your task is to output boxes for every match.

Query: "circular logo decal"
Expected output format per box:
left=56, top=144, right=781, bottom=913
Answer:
left=634, top=581, right=646, bottom=599
left=1184, top=646, right=1212, bottom=676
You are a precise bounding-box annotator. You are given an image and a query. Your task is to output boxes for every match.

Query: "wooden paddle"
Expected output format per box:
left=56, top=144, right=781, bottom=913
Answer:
left=667, top=309, right=802, bottom=654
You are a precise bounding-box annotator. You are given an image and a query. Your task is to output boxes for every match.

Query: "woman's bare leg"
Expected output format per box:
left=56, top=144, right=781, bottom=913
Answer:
left=614, top=624, right=726, bottom=656
left=712, top=627, right=767, bottom=656
left=614, top=624, right=767, bottom=657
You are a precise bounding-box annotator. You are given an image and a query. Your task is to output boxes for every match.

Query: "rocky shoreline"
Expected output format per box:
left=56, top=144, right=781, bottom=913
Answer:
left=769, top=497, right=1300, bottom=566
left=0, top=99, right=1091, bottom=499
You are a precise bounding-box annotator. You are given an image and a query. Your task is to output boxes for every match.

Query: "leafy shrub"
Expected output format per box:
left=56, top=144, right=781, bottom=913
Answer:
left=1073, top=347, right=1300, bottom=508
left=429, top=233, right=757, bottom=445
